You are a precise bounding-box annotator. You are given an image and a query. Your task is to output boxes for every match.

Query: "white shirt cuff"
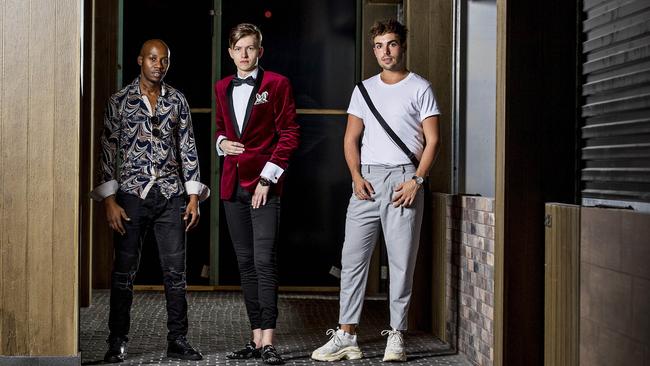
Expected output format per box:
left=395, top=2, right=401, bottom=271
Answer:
left=260, top=162, right=285, bottom=183
left=90, top=180, right=119, bottom=201
left=216, top=135, right=227, bottom=156
left=185, top=181, right=210, bottom=202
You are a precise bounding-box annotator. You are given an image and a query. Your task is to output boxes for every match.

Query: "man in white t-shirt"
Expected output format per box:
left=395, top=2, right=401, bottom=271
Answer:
left=312, top=19, right=440, bottom=362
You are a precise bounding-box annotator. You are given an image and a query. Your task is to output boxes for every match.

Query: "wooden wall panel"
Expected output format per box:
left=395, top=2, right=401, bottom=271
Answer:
left=544, top=204, right=580, bottom=366
left=1, top=0, right=30, bottom=354
left=26, top=0, right=56, bottom=354
left=405, top=0, right=453, bottom=193
left=90, top=0, right=119, bottom=290
left=52, top=0, right=80, bottom=354
left=0, top=0, right=80, bottom=357
left=403, top=0, right=454, bottom=334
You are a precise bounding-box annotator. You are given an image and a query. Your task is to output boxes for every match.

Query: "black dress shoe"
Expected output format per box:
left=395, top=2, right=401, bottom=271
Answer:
left=103, top=336, right=127, bottom=363
left=167, top=336, right=203, bottom=360
left=261, top=345, right=285, bottom=365
left=226, top=341, right=262, bottom=359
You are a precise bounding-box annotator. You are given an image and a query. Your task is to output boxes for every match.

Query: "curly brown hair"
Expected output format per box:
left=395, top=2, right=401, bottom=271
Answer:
left=229, top=23, right=263, bottom=49
left=369, top=19, right=408, bottom=45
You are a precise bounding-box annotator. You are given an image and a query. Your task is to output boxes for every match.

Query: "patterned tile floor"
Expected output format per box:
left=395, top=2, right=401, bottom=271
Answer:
left=80, top=290, right=470, bottom=365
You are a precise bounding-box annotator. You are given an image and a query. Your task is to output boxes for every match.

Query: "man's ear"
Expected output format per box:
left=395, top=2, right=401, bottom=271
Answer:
left=258, top=46, right=264, bottom=59
left=227, top=48, right=235, bottom=60
left=137, top=55, right=143, bottom=66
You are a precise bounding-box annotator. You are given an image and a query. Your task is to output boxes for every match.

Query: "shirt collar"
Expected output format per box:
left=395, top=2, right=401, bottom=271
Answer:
left=236, top=67, right=259, bottom=80
left=131, top=76, right=168, bottom=97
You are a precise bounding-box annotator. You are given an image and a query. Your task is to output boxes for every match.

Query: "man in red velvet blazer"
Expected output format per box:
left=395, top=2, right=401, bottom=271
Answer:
left=214, top=23, right=299, bottom=365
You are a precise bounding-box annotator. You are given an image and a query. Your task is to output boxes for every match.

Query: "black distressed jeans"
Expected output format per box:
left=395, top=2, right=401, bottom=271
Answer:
left=108, top=186, right=188, bottom=341
left=223, top=185, right=280, bottom=330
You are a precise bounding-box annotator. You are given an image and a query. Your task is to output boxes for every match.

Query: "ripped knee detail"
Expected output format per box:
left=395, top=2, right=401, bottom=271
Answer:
left=163, top=270, right=187, bottom=291
left=112, top=271, right=136, bottom=291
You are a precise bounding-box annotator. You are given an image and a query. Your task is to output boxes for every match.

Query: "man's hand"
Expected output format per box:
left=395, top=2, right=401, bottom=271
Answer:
left=252, top=183, right=270, bottom=209
left=392, top=179, right=421, bottom=207
left=220, top=139, right=245, bottom=156
left=353, top=175, right=375, bottom=201
left=104, top=195, right=130, bottom=235
left=184, top=195, right=200, bottom=231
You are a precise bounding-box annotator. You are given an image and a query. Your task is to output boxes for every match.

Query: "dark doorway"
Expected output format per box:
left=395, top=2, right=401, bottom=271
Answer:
left=122, top=0, right=214, bottom=285
left=119, top=0, right=359, bottom=287
left=218, top=1, right=358, bottom=286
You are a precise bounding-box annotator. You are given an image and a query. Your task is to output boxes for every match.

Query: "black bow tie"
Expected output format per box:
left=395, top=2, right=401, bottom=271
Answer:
left=232, top=76, right=255, bottom=87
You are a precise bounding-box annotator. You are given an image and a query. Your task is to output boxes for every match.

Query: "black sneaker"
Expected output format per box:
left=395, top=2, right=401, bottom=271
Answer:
left=103, top=336, right=127, bottom=363
left=167, top=336, right=203, bottom=360
left=226, top=341, right=262, bottom=359
left=261, top=345, right=285, bottom=365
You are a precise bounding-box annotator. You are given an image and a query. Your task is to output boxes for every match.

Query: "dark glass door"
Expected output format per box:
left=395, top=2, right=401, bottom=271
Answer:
left=122, top=0, right=214, bottom=285
left=218, top=1, right=358, bottom=286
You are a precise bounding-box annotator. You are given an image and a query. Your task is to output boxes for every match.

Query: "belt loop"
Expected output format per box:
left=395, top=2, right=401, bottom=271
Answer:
left=402, top=165, right=406, bottom=173
left=366, top=165, right=370, bottom=174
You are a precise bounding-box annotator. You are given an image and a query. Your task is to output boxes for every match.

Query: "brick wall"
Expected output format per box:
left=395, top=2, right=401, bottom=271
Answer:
left=444, top=194, right=495, bottom=366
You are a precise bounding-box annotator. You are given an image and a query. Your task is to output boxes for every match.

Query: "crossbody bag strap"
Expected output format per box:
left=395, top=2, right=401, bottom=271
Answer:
left=356, top=82, right=420, bottom=167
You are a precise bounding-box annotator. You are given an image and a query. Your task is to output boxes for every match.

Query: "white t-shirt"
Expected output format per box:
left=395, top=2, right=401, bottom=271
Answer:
left=347, top=72, right=440, bottom=166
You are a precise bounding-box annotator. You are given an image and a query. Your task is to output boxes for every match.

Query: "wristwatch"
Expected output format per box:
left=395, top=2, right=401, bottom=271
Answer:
left=218, top=138, right=228, bottom=149
left=412, top=175, right=424, bottom=185
left=259, top=176, right=272, bottom=187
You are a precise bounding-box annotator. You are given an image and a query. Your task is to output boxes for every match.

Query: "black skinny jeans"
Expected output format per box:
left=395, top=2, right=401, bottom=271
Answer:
left=108, top=186, right=188, bottom=341
left=223, top=184, right=280, bottom=330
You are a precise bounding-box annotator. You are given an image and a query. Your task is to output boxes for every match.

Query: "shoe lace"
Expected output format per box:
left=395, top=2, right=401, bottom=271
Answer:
left=381, top=329, right=404, bottom=348
left=325, top=328, right=343, bottom=347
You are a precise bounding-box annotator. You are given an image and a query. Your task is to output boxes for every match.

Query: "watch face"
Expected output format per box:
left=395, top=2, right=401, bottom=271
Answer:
left=413, top=176, right=424, bottom=185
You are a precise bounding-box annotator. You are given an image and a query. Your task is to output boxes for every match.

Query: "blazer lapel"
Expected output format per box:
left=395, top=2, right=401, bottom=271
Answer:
left=240, top=67, right=264, bottom=137
left=226, top=80, right=240, bottom=138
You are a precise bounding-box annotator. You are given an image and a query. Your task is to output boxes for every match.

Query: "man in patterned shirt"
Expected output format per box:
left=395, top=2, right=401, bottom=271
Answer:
left=90, top=39, right=209, bottom=363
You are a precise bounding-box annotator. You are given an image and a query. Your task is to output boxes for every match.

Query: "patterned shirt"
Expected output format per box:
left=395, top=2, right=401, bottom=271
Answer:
left=90, top=77, right=209, bottom=201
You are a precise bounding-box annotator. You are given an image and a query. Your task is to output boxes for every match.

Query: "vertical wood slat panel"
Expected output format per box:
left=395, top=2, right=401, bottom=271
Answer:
left=0, top=0, right=79, bottom=356
left=1, top=0, right=30, bottom=355
left=27, top=0, right=56, bottom=355
left=544, top=203, right=580, bottom=366
left=90, top=0, right=119, bottom=289
left=52, top=0, right=80, bottom=354
left=405, top=0, right=453, bottom=193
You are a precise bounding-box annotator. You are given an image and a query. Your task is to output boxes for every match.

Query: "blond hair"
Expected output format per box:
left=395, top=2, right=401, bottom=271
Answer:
left=229, top=23, right=263, bottom=48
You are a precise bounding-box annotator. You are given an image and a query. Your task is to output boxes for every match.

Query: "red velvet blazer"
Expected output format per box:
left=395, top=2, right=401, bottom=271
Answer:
left=214, top=68, right=300, bottom=200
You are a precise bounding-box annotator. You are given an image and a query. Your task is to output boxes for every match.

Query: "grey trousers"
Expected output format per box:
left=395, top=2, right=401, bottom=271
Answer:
left=338, top=164, right=424, bottom=331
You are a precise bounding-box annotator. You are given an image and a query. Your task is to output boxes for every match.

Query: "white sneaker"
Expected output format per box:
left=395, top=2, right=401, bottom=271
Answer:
left=381, top=329, right=407, bottom=362
left=311, top=328, right=363, bottom=361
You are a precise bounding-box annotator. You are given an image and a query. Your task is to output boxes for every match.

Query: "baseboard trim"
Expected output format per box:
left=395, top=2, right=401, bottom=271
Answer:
left=0, top=354, right=80, bottom=366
